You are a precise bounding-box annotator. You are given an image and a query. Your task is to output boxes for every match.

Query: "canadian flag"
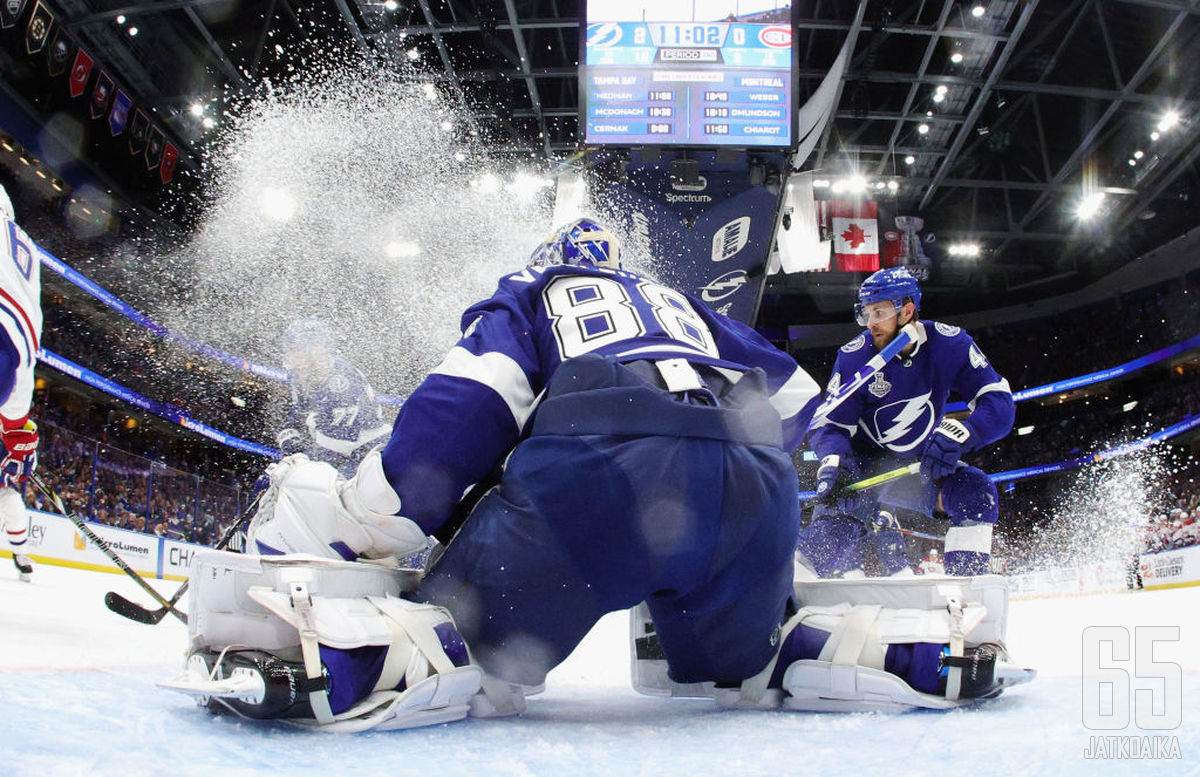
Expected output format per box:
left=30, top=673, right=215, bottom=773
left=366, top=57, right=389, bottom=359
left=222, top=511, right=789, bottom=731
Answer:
left=829, top=200, right=880, bottom=272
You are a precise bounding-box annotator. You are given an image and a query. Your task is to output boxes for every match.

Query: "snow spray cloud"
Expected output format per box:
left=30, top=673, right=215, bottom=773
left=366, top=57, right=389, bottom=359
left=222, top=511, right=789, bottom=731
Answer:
left=166, top=60, right=560, bottom=395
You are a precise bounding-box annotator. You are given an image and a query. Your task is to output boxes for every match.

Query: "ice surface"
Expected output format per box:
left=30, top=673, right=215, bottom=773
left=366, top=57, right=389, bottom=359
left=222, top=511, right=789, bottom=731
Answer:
left=2, top=562, right=1197, bottom=777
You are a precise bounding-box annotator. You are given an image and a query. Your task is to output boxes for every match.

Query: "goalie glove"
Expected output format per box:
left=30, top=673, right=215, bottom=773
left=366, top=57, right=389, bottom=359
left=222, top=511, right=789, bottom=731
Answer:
left=0, top=419, right=37, bottom=488
left=248, top=453, right=427, bottom=561
left=920, top=418, right=972, bottom=483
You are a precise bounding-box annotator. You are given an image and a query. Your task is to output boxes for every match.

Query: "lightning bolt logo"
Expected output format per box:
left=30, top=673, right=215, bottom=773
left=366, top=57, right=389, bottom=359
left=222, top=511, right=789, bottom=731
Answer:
left=871, top=392, right=934, bottom=452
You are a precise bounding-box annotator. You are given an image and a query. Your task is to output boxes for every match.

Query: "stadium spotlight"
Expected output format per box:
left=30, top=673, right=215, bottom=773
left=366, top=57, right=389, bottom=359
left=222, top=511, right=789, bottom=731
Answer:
left=918, top=123, right=930, bottom=135
left=258, top=187, right=298, bottom=222
left=904, top=155, right=916, bottom=165
left=950, top=51, right=964, bottom=64
left=1150, top=131, right=1161, bottom=141
left=383, top=0, right=399, bottom=9
left=948, top=243, right=981, bottom=257
left=1076, top=191, right=1105, bottom=220
left=1157, top=111, right=1180, bottom=133
left=812, top=178, right=831, bottom=188
left=189, top=103, right=204, bottom=117
left=1017, top=426, right=1034, bottom=436
left=1123, top=400, right=1138, bottom=412
left=832, top=174, right=868, bottom=194
left=971, top=5, right=986, bottom=18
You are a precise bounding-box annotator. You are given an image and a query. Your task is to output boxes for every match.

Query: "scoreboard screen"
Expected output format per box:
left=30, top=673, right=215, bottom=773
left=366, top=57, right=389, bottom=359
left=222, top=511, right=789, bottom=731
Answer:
left=581, top=2, right=795, bottom=148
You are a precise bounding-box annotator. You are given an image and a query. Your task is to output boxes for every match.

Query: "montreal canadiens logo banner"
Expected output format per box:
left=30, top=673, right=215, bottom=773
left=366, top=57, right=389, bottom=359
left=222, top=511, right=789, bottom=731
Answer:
left=592, top=152, right=785, bottom=325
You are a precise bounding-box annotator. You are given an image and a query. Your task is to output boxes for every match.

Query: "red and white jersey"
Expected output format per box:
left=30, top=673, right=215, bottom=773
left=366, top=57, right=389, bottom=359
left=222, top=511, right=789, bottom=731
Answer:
left=918, top=558, right=945, bottom=575
left=0, top=215, right=42, bottom=425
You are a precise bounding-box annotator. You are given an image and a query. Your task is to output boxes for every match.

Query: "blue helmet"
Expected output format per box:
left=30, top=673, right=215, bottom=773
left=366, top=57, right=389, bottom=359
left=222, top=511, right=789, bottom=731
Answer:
left=279, top=319, right=334, bottom=357
left=529, top=217, right=621, bottom=270
left=855, top=267, right=921, bottom=325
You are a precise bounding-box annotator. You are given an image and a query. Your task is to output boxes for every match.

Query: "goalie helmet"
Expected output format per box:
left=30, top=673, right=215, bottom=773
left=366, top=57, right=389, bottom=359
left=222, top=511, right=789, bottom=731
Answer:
left=854, top=267, right=921, bottom=326
left=529, top=217, right=621, bottom=270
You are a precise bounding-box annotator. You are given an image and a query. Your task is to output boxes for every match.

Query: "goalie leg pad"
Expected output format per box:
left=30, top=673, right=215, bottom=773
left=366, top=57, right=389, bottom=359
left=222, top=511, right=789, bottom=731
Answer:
left=164, top=549, right=480, bottom=732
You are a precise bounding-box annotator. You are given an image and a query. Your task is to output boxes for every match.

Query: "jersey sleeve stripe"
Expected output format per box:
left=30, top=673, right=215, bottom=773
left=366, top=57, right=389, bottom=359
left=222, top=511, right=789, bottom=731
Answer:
left=431, top=346, right=537, bottom=429
left=810, top=417, right=858, bottom=434
left=966, top=378, right=1012, bottom=412
left=769, top=366, right=821, bottom=421
left=0, top=287, right=38, bottom=352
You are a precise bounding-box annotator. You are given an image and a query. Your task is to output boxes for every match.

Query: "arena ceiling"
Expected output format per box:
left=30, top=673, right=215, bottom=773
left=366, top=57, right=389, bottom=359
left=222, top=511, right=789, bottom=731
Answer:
left=4, top=0, right=1200, bottom=314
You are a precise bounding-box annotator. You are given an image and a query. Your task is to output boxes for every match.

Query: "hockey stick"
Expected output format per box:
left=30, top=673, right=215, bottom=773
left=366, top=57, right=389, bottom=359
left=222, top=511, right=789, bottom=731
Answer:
left=29, top=472, right=187, bottom=624
left=799, top=462, right=920, bottom=502
left=103, top=491, right=263, bottom=625
left=898, top=527, right=944, bottom=542
left=807, top=322, right=919, bottom=427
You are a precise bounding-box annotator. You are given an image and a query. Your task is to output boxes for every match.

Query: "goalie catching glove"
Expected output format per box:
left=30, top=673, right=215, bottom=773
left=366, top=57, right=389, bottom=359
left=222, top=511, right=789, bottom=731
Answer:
left=248, top=452, right=427, bottom=561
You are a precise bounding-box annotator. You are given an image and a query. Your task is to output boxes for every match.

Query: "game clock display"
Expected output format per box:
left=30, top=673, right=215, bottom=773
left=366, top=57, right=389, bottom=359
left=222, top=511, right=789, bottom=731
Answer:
left=582, top=2, right=795, bottom=148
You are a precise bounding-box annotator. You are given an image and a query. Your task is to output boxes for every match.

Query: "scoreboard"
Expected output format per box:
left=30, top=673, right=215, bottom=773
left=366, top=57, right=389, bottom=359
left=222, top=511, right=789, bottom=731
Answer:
left=581, top=15, right=795, bottom=148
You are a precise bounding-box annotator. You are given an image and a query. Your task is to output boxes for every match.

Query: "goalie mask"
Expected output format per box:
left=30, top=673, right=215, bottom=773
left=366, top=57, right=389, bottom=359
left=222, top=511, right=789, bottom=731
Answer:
left=529, top=218, right=621, bottom=270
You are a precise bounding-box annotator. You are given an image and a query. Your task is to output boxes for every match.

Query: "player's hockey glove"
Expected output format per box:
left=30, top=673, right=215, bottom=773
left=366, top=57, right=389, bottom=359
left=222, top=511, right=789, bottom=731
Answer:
left=814, top=454, right=860, bottom=515
left=920, top=418, right=973, bottom=483
left=0, top=419, right=38, bottom=488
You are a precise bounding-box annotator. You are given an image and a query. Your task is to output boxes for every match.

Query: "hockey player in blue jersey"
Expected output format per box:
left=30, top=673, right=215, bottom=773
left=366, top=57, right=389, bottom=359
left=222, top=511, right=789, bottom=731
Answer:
left=166, top=223, right=1032, bottom=728
left=796, top=267, right=1014, bottom=578
left=241, top=217, right=823, bottom=716
left=276, top=319, right=393, bottom=477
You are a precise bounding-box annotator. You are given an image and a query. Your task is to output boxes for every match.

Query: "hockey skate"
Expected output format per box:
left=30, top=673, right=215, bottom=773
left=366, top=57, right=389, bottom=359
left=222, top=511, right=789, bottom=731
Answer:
left=10, top=552, right=31, bottom=582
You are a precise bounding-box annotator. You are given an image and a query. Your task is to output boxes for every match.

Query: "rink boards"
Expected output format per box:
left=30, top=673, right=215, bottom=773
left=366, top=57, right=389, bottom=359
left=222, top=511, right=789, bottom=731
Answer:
left=0, top=508, right=194, bottom=581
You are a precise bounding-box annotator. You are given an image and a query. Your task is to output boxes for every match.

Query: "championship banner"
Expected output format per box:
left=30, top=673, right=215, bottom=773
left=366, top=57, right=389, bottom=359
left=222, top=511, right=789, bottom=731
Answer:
left=45, top=24, right=70, bottom=76
left=593, top=151, right=786, bottom=324
left=108, top=89, right=131, bottom=136
left=145, top=126, right=164, bottom=171
left=90, top=70, right=114, bottom=120
left=0, top=0, right=28, bottom=29
left=23, top=0, right=51, bottom=55
left=160, top=142, right=178, bottom=184
left=128, top=109, right=149, bottom=155
left=67, top=47, right=92, bottom=98
left=829, top=199, right=880, bottom=272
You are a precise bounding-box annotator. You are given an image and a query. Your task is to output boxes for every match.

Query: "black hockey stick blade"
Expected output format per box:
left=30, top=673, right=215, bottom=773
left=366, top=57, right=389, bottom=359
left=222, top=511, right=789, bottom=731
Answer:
left=104, top=589, right=184, bottom=625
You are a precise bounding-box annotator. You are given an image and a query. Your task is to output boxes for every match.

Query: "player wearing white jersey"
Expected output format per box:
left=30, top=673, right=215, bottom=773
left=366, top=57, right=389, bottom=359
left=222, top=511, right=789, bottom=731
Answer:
left=0, top=186, right=43, bottom=581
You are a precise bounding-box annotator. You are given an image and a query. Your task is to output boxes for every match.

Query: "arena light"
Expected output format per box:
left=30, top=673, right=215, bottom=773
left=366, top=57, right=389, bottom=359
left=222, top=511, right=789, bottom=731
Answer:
left=1017, top=425, right=1034, bottom=436
left=904, top=155, right=916, bottom=165
left=971, top=4, right=986, bottom=17
left=812, top=178, right=831, bottom=188
left=918, top=123, right=930, bottom=135
left=950, top=51, right=964, bottom=64
left=948, top=243, right=981, bottom=257
left=258, top=187, right=298, bottom=222
left=189, top=103, right=204, bottom=117
left=1076, top=191, right=1105, bottom=220
left=1157, top=111, right=1180, bottom=133
left=385, top=240, right=422, bottom=259
left=831, top=174, right=868, bottom=194
left=1123, top=400, right=1138, bottom=412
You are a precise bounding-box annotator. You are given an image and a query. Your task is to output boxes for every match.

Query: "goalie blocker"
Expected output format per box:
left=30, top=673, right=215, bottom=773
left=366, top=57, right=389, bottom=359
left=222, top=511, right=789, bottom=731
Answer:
left=159, top=550, right=483, bottom=732
left=632, top=574, right=1034, bottom=711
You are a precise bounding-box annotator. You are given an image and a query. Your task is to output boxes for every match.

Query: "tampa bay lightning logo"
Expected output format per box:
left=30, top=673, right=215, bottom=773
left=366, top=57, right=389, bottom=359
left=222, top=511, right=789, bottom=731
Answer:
left=841, top=334, right=866, bottom=353
left=586, top=23, right=622, bottom=47
left=867, top=392, right=935, bottom=452
left=934, top=322, right=961, bottom=337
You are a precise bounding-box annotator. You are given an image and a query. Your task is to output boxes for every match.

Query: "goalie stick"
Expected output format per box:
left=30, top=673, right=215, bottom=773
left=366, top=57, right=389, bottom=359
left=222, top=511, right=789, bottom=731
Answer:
left=104, top=492, right=263, bottom=625
left=30, top=472, right=188, bottom=625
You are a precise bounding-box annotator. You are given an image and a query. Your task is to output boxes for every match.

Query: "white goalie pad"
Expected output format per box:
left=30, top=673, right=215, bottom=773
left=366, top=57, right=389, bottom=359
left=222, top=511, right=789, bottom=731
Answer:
left=165, top=549, right=481, bottom=732
left=631, top=574, right=1018, bottom=710
left=186, top=548, right=421, bottom=654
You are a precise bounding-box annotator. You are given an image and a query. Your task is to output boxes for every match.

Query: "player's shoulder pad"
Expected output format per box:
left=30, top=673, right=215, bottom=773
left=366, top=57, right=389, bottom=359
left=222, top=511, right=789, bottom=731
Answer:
left=840, top=332, right=869, bottom=354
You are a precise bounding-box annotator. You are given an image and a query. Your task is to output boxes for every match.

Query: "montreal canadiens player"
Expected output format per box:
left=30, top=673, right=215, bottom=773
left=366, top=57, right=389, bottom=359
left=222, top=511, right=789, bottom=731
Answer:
left=796, top=267, right=1014, bottom=578
left=0, top=186, right=41, bottom=582
left=164, top=223, right=1031, bottom=728
left=275, top=319, right=392, bottom=477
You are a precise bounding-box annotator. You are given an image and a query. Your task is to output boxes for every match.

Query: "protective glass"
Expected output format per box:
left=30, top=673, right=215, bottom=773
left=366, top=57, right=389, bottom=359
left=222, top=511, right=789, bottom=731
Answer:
left=854, top=300, right=903, bottom=327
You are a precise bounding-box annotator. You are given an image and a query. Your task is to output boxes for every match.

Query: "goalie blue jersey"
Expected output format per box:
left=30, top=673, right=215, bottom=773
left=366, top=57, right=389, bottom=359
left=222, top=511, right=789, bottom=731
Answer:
left=379, top=264, right=820, bottom=534
left=809, top=321, right=1014, bottom=466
